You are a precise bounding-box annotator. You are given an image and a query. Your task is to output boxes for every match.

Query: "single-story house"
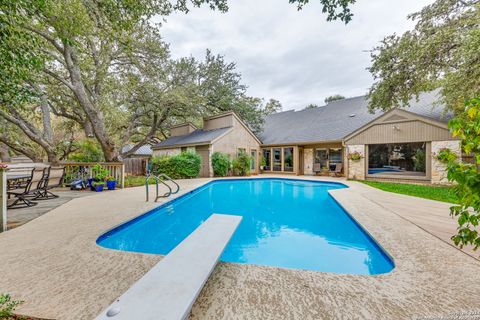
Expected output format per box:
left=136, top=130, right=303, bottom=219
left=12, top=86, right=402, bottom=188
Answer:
left=152, top=91, right=460, bottom=184
left=151, top=112, right=261, bottom=177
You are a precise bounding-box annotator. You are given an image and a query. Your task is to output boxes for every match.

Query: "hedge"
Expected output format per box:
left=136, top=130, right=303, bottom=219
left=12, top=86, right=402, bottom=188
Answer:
left=151, top=152, right=201, bottom=179
left=232, top=153, right=251, bottom=176
left=212, top=152, right=231, bottom=177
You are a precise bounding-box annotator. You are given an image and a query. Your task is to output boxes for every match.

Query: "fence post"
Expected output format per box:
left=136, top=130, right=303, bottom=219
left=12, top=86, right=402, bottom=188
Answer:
left=0, top=169, right=7, bottom=232
left=121, top=163, right=125, bottom=189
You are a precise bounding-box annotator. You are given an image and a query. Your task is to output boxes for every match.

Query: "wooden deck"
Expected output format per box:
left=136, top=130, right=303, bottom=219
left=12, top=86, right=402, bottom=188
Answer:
left=6, top=189, right=92, bottom=230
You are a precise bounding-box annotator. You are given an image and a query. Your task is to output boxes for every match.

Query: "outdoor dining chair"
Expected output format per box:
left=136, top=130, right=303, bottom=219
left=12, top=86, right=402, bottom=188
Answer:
left=7, top=167, right=45, bottom=208
left=34, top=166, right=65, bottom=200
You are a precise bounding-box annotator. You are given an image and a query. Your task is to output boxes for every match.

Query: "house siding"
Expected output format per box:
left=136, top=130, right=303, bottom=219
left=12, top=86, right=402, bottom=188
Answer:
left=203, top=114, right=234, bottom=131
left=212, top=120, right=260, bottom=174
left=345, top=120, right=454, bottom=145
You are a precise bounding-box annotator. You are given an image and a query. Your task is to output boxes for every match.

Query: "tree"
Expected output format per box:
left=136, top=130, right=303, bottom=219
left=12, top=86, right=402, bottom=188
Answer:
left=264, top=99, right=283, bottom=115
left=304, top=103, right=319, bottom=109
left=324, top=94, right=345, bottom=103
left=437, top=98, right=480, bottom=250
left=1, top=0, right=356, bottom=161
left=368, top=0, right=480, bottom=113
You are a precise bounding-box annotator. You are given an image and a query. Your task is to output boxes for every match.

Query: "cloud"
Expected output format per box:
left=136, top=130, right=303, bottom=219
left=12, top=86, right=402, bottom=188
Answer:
left=155, top=0, right=434, bottom=110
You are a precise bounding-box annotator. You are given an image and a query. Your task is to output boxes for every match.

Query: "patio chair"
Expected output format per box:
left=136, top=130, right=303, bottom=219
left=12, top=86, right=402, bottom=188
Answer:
left=7, top=167, right=45, bottom=208
left=333, top=163, right=343, bottom=177
left=313, top=163, right=321, bottom=173
left=34, top=166, right=65, bottom=200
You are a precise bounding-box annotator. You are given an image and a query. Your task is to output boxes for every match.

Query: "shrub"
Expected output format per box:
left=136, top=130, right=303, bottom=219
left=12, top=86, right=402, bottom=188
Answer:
left=212, top=152, right=231, bottom=177
left=151, top=152, right=201, bottom=179
left=232, top=153, right=251, bottom=176
left=68, top=139, right=104, bottom=162
left=0, top=294, right=22, bottom=319
left=438, top=98, right=480, bottom=250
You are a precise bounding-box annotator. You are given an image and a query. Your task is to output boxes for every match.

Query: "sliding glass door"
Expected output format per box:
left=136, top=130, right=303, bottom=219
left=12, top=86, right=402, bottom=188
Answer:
left=273, top=148, right=282, bottom=171
left=261, top=147, right=295, bottom=173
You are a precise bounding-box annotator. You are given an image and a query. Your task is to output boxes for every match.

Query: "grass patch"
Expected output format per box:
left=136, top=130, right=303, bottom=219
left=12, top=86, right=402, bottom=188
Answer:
left=358, top=180, right=459, bottom=204
left=124, top=175, right=157, bottom=188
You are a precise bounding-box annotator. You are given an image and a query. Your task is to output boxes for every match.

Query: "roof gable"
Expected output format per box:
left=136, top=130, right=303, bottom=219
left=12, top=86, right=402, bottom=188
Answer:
left=258, top=91, right=452, bottom=145
left=152, top=127, right=233, bottom=149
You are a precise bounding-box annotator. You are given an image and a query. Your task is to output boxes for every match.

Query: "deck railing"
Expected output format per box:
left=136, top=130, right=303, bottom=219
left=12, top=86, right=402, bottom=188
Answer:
left=0, top=168, right=7, bottom=232
left=62, top=162, right=125, bottom=189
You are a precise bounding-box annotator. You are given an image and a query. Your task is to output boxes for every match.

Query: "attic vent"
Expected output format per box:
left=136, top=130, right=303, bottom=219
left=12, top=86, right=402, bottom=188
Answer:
left=349, top=114, right=356, bottom=117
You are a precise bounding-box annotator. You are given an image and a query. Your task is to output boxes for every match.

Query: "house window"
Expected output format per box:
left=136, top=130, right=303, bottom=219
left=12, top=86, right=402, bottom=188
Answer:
left=283, top=147, right=294, bottom=172
left=368, top=143, right=426, bottom=176
left=314, top=149, right=328, bottom=170
left=262, top=149, right=271, bottom=171
left=272, top=148, right=282, bottom=171
left=237, top=148, right=246, bottom=157
left=329, top=148, right=342, bottom=171
left=250, top=149, right=257, bottom=171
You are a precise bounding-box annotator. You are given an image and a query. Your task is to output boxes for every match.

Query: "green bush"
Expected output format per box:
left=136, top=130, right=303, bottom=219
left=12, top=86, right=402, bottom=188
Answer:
left=0, top=294, right=22, bottom=319
left=212, top=152, right=231, bottom=177
left=151, top=152, right=201, bottom=179
left=232, top=153, right=251, bottom=176
left=68, top=139, right=104, bottom=162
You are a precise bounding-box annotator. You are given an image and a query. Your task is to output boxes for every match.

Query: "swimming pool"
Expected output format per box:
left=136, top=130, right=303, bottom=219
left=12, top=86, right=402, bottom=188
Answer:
left=97, top=178, right=394, bottom=275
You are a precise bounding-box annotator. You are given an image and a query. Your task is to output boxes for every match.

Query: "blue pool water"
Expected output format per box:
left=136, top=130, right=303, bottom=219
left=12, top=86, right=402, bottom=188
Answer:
left=368, top=168, right=403, bottom=174
left=97, top=179, right=394, bottom=275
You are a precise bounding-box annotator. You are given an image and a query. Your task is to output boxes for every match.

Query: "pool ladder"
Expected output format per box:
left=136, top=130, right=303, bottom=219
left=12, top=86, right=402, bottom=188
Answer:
left=145, top=173, right=180, bottom=202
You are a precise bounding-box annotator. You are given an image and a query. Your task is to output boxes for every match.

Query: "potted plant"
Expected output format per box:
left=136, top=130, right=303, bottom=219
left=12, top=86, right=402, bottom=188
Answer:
left=90, top=163, right=109, bottom=191
left=348, top=151, right=363, bottom=161
left=260, top=156, right=267, bottom=170
left=106, top=175, right=117, bottom=190
left=0, top=163, right=7, bottom=171
left=91, top=181, right=104, bottom=192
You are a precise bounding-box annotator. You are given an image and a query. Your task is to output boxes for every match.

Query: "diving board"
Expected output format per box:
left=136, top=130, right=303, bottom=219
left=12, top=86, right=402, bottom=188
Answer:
left=96, top=214, right=242, bottom=320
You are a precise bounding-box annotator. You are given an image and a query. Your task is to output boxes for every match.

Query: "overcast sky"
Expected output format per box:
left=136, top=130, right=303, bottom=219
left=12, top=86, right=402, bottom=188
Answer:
left=157, top=0, right=433, bottom=110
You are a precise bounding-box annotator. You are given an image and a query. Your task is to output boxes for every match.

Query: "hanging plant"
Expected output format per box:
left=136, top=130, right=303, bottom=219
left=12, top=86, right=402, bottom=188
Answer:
left=0, top=163, right=8, bottom=171
left=348, top=151, right=363, bottom=161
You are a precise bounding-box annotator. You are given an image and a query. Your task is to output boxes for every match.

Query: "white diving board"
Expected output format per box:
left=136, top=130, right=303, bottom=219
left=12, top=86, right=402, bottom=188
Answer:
left=96, top=214, right=242, bottom=320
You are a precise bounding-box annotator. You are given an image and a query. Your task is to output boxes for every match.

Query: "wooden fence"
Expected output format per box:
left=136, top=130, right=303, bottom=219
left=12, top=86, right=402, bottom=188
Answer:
left=123, top=158, right=148, bottom=176
left=62, top=162, right=125, bottom=189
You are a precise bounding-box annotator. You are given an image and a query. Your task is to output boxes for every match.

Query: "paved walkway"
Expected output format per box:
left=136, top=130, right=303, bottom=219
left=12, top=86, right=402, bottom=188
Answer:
left=0, top=176, right=479, bottom=320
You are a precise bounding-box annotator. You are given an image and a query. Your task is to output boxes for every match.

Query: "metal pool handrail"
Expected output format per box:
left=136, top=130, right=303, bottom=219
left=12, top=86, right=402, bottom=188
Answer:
left=145, top=174, right=158, bottom=202
left=157, top=173, right=179, bottom=195
left=145, top=173, right=176, bottom=202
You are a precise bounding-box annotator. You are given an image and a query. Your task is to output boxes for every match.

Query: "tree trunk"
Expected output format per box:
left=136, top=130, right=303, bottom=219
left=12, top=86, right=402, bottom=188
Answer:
left=0, top=143, right=10, bottom=162
left=63, top=43, right=119, bottom=161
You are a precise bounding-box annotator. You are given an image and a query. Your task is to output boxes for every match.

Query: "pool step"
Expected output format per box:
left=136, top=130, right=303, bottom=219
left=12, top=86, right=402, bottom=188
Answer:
left=95, top=214, right=242, bottom=320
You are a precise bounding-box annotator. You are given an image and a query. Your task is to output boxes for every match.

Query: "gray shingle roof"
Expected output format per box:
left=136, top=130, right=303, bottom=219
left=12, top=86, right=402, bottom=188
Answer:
left=258, top=91, right=453, bottom=145
left=152, top=127, right=232, bottom=149
left=121, top=144, right=153, bottom=156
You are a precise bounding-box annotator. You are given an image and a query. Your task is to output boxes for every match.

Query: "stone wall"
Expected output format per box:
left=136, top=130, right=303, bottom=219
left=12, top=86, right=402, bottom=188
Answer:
left=347, top=145, right=366, bottom=180
left=303, top=148, right=313, bottom=175
left=431, top=140, right=461, bottom=185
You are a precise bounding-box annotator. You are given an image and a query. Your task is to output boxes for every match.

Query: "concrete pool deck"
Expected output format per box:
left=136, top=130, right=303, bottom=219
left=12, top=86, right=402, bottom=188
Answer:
left=0, top=176, right=479, bottom=319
